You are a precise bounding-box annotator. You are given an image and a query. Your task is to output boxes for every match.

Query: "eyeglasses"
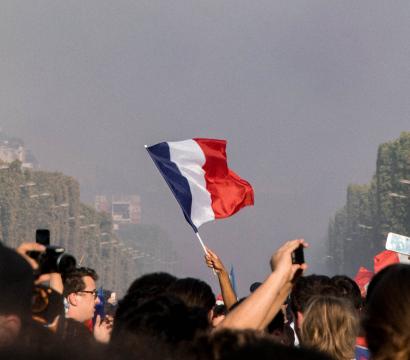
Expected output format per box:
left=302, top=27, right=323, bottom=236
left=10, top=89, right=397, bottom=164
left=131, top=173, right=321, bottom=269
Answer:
left=77, top=289, right=98, bottom=299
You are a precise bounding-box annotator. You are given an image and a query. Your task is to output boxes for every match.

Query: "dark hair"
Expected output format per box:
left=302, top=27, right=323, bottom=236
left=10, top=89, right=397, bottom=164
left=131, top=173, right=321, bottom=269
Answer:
left=126, top=272, right=177, bottom=299
left=167, top=277, right=215, bottom=313
left=112, top=295, right=208, bottom=345
left=331, top=275, right=362, bottom=310
left=249, top=282, right=262, bottom=293
left=213, top=304, right=227, bottom=317
left=62, top=267, right=98, bottom=297
left=115, top=272, right=177, bottom=319
left=195, top=329, right=332, bottom=360
left=363, top=264, right=410, bottom=360
left=267, top=309, right=285, bottom=334
left=364, top=265, right=392, bottom=305
left=0, top=245, right=34, bottom=317
left=290, top=275, right=332, bottom=314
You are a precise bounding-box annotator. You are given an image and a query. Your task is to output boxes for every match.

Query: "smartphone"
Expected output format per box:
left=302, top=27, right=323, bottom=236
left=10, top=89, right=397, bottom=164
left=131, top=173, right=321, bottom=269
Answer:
left=291, top=244, right=305, bottom=265
left=36, top=229, right=50, bottom=246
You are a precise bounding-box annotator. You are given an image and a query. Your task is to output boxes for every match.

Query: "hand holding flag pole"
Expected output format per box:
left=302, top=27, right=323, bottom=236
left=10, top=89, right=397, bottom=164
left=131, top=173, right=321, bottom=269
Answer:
left=145, top=138, right=254, bottom=271
left=195, top=232, right=216, bottom=275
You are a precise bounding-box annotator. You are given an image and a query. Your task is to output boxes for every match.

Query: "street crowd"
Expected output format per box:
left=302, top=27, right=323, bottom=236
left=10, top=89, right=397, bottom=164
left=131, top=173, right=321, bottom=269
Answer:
left=0, top=237, right=409, bottom=360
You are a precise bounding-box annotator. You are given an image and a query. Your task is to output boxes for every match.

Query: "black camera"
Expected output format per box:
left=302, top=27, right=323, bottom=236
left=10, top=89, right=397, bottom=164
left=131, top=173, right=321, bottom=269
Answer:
left=28, top=229, right=76, bottom=275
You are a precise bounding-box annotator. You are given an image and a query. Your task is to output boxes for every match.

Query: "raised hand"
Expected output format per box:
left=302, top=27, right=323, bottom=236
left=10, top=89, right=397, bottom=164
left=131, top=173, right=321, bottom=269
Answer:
left=16, top=242, right=46, bottom=270
left=205, top=247, right=226, bottom=274
left=270, top=239, right=308, bottom=285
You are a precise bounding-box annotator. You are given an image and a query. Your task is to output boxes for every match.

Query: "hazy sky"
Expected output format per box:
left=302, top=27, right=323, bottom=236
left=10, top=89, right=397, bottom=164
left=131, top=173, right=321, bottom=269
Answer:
left=1, top=1, right=409, bottom=295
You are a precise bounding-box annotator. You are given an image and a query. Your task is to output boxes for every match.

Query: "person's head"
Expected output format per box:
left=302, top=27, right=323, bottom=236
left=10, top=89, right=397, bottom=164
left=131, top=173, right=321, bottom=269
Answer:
left=363, top=264, right=410, bottom=360
left=63, top=267, right=99, bottom=322
left=195, top=329, right=332, bottom=360
left=126, top=272, right=177, bottom=298
left=0, top=245, right=34, bottom=346
left=112, top=295, right=208, bottom=346
left=266, top=309, right=295, bottom=346
left=330, top=275, right=362, bottom=311
left=290, top=274, right=333, bottom=333
left=301, top=296, right=359, bottom=360
left=115, top=272, right=177, bottom=320
left=167, top=277, right=215, bottom=322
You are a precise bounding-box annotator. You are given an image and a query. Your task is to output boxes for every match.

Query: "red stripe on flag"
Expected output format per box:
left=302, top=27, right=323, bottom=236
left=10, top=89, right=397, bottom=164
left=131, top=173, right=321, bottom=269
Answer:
left=194, top=138, right=254, bottom=218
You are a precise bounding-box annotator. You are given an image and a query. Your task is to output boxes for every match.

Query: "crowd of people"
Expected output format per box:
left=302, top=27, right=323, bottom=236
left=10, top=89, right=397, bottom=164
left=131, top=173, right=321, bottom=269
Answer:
left=0, top=237, right=409, bottom=360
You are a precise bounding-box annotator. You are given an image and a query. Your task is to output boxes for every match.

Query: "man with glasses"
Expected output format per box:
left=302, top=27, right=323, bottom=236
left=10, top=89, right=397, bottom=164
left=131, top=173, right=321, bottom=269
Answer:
left=62, top=267, right=112, bottom=344
left=63, top=267, right=99, bottom=323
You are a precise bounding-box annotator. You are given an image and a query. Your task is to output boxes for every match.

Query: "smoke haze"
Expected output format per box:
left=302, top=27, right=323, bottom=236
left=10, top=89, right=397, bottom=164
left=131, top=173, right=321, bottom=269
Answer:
left=1, top=1, right=409, bottom=295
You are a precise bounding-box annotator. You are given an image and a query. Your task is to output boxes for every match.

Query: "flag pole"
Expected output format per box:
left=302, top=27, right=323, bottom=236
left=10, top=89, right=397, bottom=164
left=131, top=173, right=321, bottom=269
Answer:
left=195, top=231, right=207, bottom=253
left=195, top=231, right=216, bottom=275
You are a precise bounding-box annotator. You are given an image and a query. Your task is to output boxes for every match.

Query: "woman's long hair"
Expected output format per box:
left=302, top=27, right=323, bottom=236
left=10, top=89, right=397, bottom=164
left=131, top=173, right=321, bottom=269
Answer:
left=301, top=295, right=359, bottom=360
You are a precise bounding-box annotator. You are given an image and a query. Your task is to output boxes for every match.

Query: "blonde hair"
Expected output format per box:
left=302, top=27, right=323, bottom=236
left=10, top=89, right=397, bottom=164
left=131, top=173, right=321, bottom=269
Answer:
left=301, top=295, right=359, bottom=360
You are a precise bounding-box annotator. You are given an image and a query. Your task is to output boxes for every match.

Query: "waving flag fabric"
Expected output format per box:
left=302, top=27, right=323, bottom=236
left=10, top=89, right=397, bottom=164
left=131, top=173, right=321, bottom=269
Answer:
left=373, top=250, right=399, bottom=274
left=146, top=138, right=254, bottom=232
left=354, top=267, right=374, bottom=297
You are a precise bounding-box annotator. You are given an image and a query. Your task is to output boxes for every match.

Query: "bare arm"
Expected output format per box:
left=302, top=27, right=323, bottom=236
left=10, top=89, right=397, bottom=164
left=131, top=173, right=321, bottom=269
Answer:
left=205, top=248, right=237, bottom=310
left=218, top=239, right=307, bottom=330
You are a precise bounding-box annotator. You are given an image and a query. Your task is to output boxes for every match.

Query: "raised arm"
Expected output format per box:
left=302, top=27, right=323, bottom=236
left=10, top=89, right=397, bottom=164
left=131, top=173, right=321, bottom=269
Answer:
left=218, top=239, right=307, bottom=330
left=205, top=247, right=237, bottom=310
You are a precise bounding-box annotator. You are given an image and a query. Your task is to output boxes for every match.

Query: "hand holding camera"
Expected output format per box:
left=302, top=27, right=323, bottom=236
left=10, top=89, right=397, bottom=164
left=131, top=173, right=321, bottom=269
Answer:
left=22, top=229, right=77, bottom=277
left=16, top=241, right=46, bottom=270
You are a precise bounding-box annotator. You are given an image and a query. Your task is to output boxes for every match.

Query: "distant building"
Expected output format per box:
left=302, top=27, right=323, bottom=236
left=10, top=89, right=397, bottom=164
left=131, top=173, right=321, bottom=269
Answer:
left=0, top=143, right=25, bottom=163
left=0, top=131, right=37, bottom=169
left=95, top=195, right=141, bottom=227
left=112, top=195, right=141, bottom=224
left=95, top=195, right=110, bottom=213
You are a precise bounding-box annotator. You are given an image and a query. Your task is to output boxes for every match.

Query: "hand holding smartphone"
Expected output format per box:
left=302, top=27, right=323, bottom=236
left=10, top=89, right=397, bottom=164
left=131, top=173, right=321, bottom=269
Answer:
left=291, top=244, right=305, bottom=265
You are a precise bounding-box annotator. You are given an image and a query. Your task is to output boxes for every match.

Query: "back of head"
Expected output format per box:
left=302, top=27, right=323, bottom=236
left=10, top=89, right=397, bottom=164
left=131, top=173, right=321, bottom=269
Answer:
left=331, top=275, right=362, bottom=310
left=126, top=272, right=177, bottom=298
left=290, top=275, right=332, bottom=315
left=364, top=264, right=410, bottom=360
left=301, top=296, right=359, bottom=360
left=167, top=277, right=215, bottom=313
left=111, top=295, right=208, bottom=346
left=196, top=329, right=332, bottom=360
left=0, top=245, right=34, bottom=318
left=115, top=272, right=177, bottom=320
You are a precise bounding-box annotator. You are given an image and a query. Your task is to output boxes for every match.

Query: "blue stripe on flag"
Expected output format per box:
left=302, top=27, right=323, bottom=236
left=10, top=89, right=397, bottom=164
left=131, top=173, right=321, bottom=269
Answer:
left=146, top=142, right=197, bottom=231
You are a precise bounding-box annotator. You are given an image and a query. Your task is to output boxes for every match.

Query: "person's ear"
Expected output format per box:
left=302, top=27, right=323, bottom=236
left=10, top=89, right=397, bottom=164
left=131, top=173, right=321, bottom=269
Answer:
left=208, top=309, right=214, bottom=323
left=67, top=293, right=78, bottom=306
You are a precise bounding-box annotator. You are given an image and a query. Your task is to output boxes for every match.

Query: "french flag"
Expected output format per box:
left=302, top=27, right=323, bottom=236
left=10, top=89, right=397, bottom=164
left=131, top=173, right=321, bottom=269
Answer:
left=146, top=138, right=254, bottom=232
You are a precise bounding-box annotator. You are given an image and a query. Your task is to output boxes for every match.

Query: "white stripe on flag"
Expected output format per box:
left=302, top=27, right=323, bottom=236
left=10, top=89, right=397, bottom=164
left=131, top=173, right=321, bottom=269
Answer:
left=168, top=140, right=215, bottom=228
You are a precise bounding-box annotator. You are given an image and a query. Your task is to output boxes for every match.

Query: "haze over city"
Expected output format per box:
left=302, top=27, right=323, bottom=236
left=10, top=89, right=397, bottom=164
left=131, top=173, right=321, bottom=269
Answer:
left=1, top=1, right=409, bottom=295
